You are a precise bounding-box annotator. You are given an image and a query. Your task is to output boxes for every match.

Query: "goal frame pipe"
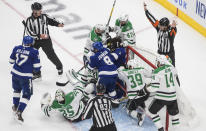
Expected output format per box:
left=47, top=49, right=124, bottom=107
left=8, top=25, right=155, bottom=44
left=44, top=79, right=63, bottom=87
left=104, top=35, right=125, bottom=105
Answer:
left=126, top=45, right=169, bottom=131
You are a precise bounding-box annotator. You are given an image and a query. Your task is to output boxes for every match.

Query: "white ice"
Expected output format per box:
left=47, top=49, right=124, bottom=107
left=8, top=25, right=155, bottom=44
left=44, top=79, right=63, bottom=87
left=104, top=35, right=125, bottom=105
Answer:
left=0, top=0, right=206, bottom=131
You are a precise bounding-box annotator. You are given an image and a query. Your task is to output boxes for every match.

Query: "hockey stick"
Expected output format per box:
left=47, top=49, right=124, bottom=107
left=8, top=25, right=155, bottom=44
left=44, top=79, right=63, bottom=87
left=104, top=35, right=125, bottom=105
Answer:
left=106, top=0, right=117, bottom=26
left=22, top=20, right=27, bottom=45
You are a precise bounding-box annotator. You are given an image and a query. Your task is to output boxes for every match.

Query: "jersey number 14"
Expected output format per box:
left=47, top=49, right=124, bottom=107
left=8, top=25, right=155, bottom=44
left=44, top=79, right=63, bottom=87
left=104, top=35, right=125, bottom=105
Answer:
left=165, top=72, right=175, bottom=88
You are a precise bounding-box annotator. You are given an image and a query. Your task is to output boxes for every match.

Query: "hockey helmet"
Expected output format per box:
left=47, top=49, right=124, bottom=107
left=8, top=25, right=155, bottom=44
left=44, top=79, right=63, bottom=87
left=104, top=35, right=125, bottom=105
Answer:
left=94, top=24, right=106, bottom=34
left=55, top=89, right=65, bottom=102
left=92, top=42, right=103, bottom=52
left=159, top=17, right=170, bottom=27
left=96, top=84, right=106, bottom=94
left=31, top=2, right=42, bottom=10
left=156, top=55, right=169, bottom=67
left=165, top=55, right=172, bottom=65
left=23, top=36, right=34, bottom=45
left=119, top=13, right=129, bottom=22
left=127, top=59, right=138, bottom=69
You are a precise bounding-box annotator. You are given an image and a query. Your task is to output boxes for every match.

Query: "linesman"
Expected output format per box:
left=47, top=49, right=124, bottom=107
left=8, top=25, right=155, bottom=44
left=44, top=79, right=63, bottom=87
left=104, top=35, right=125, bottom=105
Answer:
left=82, top=84, right=117, bottom=131
left=25, top=2, right=64, bottom=80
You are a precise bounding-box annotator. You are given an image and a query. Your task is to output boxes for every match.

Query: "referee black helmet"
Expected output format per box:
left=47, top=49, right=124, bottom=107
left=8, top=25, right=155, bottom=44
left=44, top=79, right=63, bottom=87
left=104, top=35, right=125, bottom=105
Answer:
left=96, top=84, right=106, bottom=94
left=31, top=2, right=42, bottom=10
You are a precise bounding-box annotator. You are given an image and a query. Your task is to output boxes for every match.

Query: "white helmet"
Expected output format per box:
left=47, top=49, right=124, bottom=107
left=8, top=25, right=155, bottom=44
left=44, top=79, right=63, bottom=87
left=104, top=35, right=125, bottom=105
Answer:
left=127, top=59, right=138, bottom=69
left=94, top=24, right=106, bottom=33
left=156, top=55, right=170, bottom=67
left=55, top=89, right=65, bottom=102
left=119, top=13, right=129, bottom=22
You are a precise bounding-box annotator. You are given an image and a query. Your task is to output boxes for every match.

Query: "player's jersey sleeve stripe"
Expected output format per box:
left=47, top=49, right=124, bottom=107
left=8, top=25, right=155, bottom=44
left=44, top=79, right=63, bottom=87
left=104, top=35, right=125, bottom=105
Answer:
left=111, top=53, right=118, bottom=60
left=170, top=28, right=176, bottom=36
left=9, top=58, right=15, bottom=64
left=88, top=64, right=94, bottom=70
left=33, top=63, right=41, bottom=68
left=98, top=70, right=118, bottom=76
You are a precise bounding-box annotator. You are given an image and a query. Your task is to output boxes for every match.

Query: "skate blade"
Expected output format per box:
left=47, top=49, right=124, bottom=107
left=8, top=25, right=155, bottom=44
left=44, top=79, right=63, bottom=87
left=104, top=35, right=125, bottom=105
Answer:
left=138, top=113, right=145, bottom=126
left=14, top=116, right=23, bottom=125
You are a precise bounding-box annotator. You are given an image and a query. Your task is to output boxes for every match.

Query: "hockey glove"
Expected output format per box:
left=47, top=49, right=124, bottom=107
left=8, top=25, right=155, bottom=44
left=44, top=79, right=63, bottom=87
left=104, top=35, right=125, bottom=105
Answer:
left=89, top=78, right=97, bottom=84
left=40, top=92, right=52, bottom=105
left=137, top=86, right=149, bottom=96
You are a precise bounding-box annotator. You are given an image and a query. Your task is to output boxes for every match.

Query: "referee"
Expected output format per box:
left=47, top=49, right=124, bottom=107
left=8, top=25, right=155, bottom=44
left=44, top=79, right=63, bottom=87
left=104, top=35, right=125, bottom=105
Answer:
left=25, top=2, right=64, bottom=80
left=82, top=84, right=117, bottom=131
left=144, top=3, right=177, bottom=66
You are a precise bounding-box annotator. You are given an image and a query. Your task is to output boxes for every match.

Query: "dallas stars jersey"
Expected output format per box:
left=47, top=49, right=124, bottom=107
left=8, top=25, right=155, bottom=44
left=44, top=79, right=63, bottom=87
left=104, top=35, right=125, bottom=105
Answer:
left=148, top=65, right=178, bottom=101
left=84, top=27, right=107, bottom=55
left=42, top=88, right=85, bottom=121
left=114, top=19, right=136, bottom=46
left=120, top=67, right=151, bottom=99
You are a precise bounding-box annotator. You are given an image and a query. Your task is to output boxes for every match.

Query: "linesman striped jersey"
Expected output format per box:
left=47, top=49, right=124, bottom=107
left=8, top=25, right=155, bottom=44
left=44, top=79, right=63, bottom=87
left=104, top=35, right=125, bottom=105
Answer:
left=145, top=10, right=177, bottom=54
left=82, top=96, right=114, bottom=128
left=26, top=14, right=61, bottom=40
left=148, top=65, right=178, bottom=101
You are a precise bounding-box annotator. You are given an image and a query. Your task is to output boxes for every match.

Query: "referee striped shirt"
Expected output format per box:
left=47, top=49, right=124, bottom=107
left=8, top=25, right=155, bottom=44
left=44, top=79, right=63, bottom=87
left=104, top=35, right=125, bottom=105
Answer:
left=25, top=14, right=60, bottom=40
left=82, top=96, right=114, bottom=128
left=145, top=10, right=177, bottom=54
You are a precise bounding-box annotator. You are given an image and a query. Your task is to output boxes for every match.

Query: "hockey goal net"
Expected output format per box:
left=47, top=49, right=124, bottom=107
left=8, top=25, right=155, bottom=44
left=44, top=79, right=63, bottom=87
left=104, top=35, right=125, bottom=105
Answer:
left=126, top=45, right=197, bottom=131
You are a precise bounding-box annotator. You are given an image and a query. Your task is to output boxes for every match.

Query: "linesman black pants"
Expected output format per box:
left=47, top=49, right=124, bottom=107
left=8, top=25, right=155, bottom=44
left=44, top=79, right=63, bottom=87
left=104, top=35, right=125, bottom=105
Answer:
left=90, top=123, right=117, bottom=131
left=34, top=38, right=63, bottom=74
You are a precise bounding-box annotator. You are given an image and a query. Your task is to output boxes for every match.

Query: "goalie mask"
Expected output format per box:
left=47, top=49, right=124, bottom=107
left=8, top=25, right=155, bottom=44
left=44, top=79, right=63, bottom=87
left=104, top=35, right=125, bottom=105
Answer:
left=55, top=89, right=65, bottom=103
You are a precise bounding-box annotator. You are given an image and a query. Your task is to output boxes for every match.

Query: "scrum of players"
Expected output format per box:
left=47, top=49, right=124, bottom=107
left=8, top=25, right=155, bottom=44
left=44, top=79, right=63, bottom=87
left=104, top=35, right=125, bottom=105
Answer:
left=40, top=14, right=180, bottom=131
left=9, top=4, right=180, bottom=131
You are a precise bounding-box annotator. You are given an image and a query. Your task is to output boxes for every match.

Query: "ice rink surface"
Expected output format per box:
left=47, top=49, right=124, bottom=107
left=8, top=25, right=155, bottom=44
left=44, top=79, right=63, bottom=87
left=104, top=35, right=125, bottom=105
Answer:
left=0, top=0, right=206, bottom=131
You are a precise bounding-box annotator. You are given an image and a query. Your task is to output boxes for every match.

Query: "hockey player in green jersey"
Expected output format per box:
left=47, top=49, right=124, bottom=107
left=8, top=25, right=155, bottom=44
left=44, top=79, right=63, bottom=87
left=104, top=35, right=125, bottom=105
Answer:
left=139, top=55, right=180, bottom=131
left=40, top=84, right=91, bottom=122
left=84, top=24, right=108, bottom=56
left=118, top=60, right=151, bottom=126
left=113, top=14, right=136, bottom=47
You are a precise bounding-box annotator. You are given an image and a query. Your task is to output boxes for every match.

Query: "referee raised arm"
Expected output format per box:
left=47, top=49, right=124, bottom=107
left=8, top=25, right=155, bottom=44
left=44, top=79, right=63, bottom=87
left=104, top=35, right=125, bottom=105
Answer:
left=144, top=2, right=177, bottom=67
left=25, top=2, right=64, bottom=80
left=82, top=84, right=117, bottom=131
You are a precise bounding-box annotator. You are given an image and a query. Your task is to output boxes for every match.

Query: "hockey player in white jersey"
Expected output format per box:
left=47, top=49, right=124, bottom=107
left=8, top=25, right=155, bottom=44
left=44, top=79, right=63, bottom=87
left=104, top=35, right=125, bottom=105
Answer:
left=139, top=55, right=180, bottom=131
left=40, top=83, right=91, bottom=122
left=113, top=14, right=136, bottom=47
left=83, top=24, right=109, bottom=65
left=111, top=14, right=136, bottom=59
left=118, top=60, right=151, bottom=126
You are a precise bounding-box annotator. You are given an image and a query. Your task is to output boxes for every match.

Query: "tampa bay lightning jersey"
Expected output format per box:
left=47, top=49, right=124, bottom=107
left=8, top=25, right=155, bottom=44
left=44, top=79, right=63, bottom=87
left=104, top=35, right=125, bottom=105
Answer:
left=88, top=48, right=118, bottom=77
left=111, top=47, right=126, bottom=68
left=9, top=45, right=41, bottom=79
